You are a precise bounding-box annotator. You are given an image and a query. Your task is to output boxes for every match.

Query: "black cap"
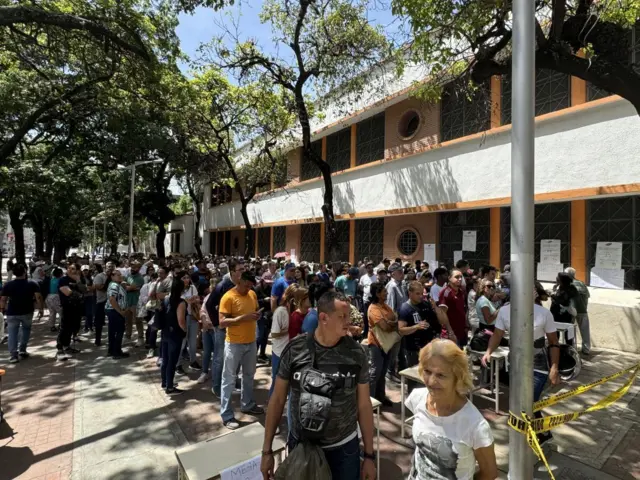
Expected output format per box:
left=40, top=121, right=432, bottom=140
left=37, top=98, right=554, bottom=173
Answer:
left=240, top=271, right=257, bottom=284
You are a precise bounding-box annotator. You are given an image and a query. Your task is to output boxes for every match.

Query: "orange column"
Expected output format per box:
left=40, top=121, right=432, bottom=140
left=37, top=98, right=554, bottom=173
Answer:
left=319, top=222, right=325, bottom=264
left=571, top=51, right=587, bottom=106
left=571, top=200, right=587, bottom=281
left=350, top=124, right=357, bottom=168
left=321, top=137, right=327, bottom=161
left=490, top=208, right=501, bottom=267
left=270, top=227, right=274, bottom=257
left=349, top=220, right=355, bottom=264
left=490, top=75, right=502, bottom=128
left=254, top=229, right=259, bottom=258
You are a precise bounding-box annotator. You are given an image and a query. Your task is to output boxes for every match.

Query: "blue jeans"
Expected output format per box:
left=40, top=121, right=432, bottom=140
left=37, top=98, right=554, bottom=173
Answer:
left=211, top=327, right=226, bottom=395
left=84, top=296, right=96, bottom=330
left=106, top=309, right=125, bottom=356
left=94, top=301, right=106, bottom=345
left=533, top=371, right=548, bottom=402
left=180, top=314, right=199, bottom=363
left=7, top=314, right=33, bottom=356
left=369, top=344, right=390, bottom=401
left=161, top=333, right=182, bottom=389
left=287, top=434, right=360, bottom=480
left=220, top=341, right=257, bottom=422
left=269, top=353, right=280, bottom=398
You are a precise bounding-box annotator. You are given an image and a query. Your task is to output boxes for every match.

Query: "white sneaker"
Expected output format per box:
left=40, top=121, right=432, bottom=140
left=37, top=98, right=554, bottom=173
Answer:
left=197, top=372, right=210, bottom=384
left=56, top=350, right=69, bottom=361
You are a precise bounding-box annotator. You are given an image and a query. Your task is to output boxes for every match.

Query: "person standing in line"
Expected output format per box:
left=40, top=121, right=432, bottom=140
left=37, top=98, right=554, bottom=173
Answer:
left=105, top=269, right=130, bottom=359
left=367, top=282, right=397, bottom=406
left=46, top=268, right=64, bottom=332
left=475, top=279, right=499, bottom=330
left=218, top=271, right=265, bottom=430
left=359, top=261, right=377, bottom=339
left=161, top=277, right=188, bottom=395
left=334, top=267, right=358, bottom=300
left=430, top=267, right=449, bottom=303
left=565, top=266, right=591, bottom=355
left=81, top=265, right=96, bottom=333
left=288, top=287, right=310, bottom=340
left=255, top=273, right=274, bottom=363
left=385, top=263, right=407, bottom=382
left=180, top=272, right=201, bottom=371
left=124, top=260, right=144, bottom=345
left=6, top=257, right=14, bottom=282
left=270, top=263, right=297, bottom=312
left=269, top=284, right=298, bottom=396
left=0, top=264, right=44, bottom=363
left=92, top=263, right=109, bottom=347
left=438, top=270, right=466, bottom=348
left=57, top=264, right=84, bottom=360
left=149, top=265, right=171, bottom=360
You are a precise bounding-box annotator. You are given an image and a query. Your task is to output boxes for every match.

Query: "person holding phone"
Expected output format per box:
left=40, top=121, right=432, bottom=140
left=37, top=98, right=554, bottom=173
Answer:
left=218, top=271, right=266, bottom=430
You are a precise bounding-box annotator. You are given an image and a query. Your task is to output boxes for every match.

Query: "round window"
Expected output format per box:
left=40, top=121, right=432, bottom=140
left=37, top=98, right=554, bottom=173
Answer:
left=398, top=229, right=419, bottom=256
left=398, top=109, right=422, bottom=140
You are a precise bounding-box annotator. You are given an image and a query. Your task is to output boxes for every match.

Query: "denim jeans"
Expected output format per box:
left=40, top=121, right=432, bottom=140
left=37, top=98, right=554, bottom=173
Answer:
left=106, top=309, right=125, bottom=355
left=145, top=320, right=159, bottom=350
left=533, top=370, right=549, bottom=425
left=269, top=353, right=280, bottom=398
left=180, top=315, right=199, bottom=363
left=7, top=313, right=33, bottom=356
left=201, top=329, right=215, bottom=374
left=287, top=434, right=361, bottom=480
left=84, top=296, right=96, bottom=330
left=220, top=341, right=257, bottom=422
left=387, top=340, right=401, bottom=376
left=211, top=327, right=226, bottom=395
left=94, top=301, right=106, bottom=345
left=369, top=344, right=390, bottom=401
left=256, top=313, right=271, bottom=357
left=575, top=314, right=591, bottom=353
left=161, top=333, right=182, bottom=389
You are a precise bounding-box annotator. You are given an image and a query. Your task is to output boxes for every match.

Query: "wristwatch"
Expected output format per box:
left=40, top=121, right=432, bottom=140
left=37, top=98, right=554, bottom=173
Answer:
left=363, top=451, right=376, bottom=462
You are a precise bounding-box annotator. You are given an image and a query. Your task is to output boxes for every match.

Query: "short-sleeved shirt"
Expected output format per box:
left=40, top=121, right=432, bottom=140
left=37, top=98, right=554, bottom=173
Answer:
left=155, top=277, right=172, bottom=295
left=334, top=275, right=357, bottom=297
left=271, top=276, right=295, bottom=307
left=430, top=283, right=444, bottom=302
left=271, top=306, right=290, bottom=356
left=219, top=287, right=259, bottom=344
left=182, top=284, right=198, bottom=316
left=398, top=301, right=439, bottom=351
left=289, top=311, right=305, bottom=339
left=405, top=388, right=494, bottom=479
left=367, top=302, right=395, bottom=348
left=2, top=279, right=40, bottom=315
left=359, top=274, right=377, bottom=303
left=301, top=308, right=319, bottom=334
left=439, top=285, right=467, bottom=344
left=105, top=282, right=128, bottom=311
left=475, top=295, right=496, bottom=326
left=125, top=273, right=144, bottom=308
left=93, top=272, right=107, bottom=303
left=496, top=303, right=556, bottom=373
left=58, top=276, right=81, bottom=308
left=278, top=334, right=369, bottom=447
left=49, top=277, right=61, bottom=296
left=386, top=278, right=407, bottom=313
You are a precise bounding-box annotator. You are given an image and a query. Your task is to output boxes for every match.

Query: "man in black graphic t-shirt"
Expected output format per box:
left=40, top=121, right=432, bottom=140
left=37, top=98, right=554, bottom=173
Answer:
left=260, top=291, right=376, bottom=480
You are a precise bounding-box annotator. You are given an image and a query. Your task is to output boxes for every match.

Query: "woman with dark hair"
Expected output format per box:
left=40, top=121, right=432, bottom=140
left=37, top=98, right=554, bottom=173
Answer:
left=56, top=264, right=85, bottom=360
left=161, top=277, right=188, bottom=395
left=105, top=269, right=129, bottom=359
left=367, top=282, right=398, bottom=406
left=551, top=273, right=578, bottom=346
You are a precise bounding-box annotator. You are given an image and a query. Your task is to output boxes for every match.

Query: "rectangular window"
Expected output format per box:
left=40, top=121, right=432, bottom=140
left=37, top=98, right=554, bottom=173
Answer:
left=210, top=185, right=232, bottom=206
left=501, top=202, right=572, bottom=268
left=439, top=209, right=491, bottom=268
left=587, top=196, right=640, bottom=290
left=273, top=226, right=286, bottom=255
left=356, top=113, right=385, bottom=166
left=209, top=232, right=216, bottom=255
left=326, top=128, right=351, bottom=173
left=502, top=69, right=571, bottom=125
left=333, top=221, right=350, bottom=263
left=440, top=80, right=491, bottom=142
left=300, top=140, right=322, bottom=181
left=300, top=223, right=321, bottom=263
left=354, top=218, right=384, bottom=264
left=258, top=228, right=271, bottom=258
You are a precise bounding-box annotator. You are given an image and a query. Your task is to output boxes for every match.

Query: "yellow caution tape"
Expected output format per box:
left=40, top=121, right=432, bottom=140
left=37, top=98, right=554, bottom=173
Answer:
left=507, top=362, right=640, bottom=480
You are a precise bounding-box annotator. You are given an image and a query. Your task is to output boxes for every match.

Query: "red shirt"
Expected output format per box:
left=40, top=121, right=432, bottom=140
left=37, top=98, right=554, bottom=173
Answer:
left=289, top=311, right=305, bottom=339
left=439, top=285, right=467, bottom=343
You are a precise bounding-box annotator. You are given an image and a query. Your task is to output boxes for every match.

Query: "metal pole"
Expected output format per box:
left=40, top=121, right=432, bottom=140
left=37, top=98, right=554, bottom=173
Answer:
left=509, top=0, right=535, bottom=477
left=128, top=163, right=136, bottom=256
left=92, top=219, right=97, bottom=262
left=103, top=218, right=107, bottom=256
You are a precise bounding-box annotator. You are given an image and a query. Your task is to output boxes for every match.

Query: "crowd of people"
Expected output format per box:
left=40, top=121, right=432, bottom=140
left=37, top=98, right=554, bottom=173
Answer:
left=0, top=251, right=592, bottom=480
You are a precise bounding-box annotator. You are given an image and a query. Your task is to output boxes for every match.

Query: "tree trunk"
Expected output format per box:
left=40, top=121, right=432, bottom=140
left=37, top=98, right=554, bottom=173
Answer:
left=9, top=209, right=26, bottom=265
left=31, top=213, right=45, bottom=257
left=156, top=223, right=166, bottom=258
left=44, top=227, right=55, bottom=262
left=131, top=237, right=137, bottom=253
left=53, top=240, right=66, bottom=264
left=187, top=182, right=203, bottom=259
left=240, top=201, right=253, bottom=260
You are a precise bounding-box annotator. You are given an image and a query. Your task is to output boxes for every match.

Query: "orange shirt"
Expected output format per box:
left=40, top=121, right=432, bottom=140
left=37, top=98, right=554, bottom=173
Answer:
left=367, top=302, right=396, bottom=348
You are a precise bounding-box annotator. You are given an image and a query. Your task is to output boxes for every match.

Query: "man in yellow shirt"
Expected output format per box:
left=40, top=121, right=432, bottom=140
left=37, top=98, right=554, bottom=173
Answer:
left=219, top=271, right=264, bottom=429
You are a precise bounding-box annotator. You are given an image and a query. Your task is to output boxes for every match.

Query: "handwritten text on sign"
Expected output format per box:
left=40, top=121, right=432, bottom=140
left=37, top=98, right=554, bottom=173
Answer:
left=220, top=455, right=262, bottom=480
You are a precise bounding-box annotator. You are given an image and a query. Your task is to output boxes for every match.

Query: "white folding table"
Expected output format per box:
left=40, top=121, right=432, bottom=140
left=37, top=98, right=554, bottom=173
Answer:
left=468, top=346, right=510, bottom=414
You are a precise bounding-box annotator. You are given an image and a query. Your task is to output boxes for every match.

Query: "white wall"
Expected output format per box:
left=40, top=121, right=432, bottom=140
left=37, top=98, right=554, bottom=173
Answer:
left=168, top=214, right=195, bottom=255
left=203, top=98, right=640, bottom=230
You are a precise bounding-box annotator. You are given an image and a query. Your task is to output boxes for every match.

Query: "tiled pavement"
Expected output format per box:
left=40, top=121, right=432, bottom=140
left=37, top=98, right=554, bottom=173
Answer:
left=1, top=316, right=639, bottom=479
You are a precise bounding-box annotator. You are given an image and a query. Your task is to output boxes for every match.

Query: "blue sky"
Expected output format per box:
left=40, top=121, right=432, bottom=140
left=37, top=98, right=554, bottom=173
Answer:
left=175, top=1, right=402, bottom=72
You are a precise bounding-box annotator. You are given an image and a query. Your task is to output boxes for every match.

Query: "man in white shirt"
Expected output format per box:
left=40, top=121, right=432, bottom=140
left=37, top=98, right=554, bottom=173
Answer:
left=430, top=267, right=448, bottom=303
left=358, top=261, right=377, bottom=338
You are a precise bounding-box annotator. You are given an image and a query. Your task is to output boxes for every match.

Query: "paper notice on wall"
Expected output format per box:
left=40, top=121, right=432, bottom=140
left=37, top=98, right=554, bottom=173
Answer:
left=595, top=242, right=623, bottom=270
left=453, top=250, right=463, bottom=264
left=290, top=249, right=297, bottom=264
left=423, top=244, right=436, bottom=262
left=540, top=239, right=561, bottom=264
left=220, top=455, right=262, bottom=480
left=536, top=263, right=564, bottom=282
left=462, top=231, right=477, bottom=252
left=590, top=268, right=625, bottom=290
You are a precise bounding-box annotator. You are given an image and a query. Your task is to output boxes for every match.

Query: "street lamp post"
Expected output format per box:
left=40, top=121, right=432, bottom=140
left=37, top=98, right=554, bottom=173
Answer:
left=509, top=0, right=536, bottom=477
left=120, top=160, right=162, bottom=256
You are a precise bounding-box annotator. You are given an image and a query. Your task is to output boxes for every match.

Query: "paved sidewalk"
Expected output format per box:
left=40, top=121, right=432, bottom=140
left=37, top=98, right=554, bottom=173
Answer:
left=1, top=317, right=639, bottom=479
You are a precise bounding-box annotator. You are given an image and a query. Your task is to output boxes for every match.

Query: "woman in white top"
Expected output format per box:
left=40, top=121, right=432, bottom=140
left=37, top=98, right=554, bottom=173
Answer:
left=269, top=284, right=299, bottom=398
left=406, top=339, right=497, bottom=480
left=466, top=278, right=480, bottom=333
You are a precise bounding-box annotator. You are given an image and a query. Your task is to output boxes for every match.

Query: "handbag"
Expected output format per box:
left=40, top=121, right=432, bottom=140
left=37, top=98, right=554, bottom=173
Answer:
left=372, top=323, right=401, bottom=353
left=145, top=299, right=159, bottom=310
